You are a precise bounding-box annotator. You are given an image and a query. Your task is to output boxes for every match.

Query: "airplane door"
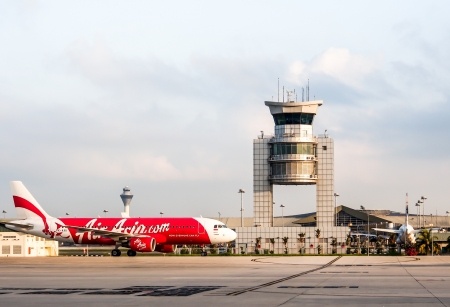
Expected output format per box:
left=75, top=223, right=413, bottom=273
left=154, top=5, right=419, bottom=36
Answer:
left=198, top=220, right=205, bottom=234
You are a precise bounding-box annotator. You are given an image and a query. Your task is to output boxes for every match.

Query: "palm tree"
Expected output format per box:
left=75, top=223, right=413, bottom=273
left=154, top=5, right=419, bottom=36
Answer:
left=255, top=237, right=262, bottom=254
left=269, top=238, right=275, bottom=254
left=446, top=236, right=450, bottom=254
left=330, top=237, right=337, bottom=254
left=416, top=229, right=440, bottom=255
left=282, top=237, right=289, bottom=254
left=298, top=233, right=306, bottom=254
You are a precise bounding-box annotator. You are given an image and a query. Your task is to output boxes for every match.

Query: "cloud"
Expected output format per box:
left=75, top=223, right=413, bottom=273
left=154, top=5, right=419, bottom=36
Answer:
left=287, top=48, right=382, bottom=91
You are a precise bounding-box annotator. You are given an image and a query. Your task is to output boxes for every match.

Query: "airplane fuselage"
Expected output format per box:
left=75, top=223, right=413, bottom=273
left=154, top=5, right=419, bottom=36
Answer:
left=7, top=216, right=233, bottom=246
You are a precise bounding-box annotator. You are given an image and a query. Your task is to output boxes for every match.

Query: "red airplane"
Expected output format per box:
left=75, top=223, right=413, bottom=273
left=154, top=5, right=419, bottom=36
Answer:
left=2, top=181, right=237, bottom=257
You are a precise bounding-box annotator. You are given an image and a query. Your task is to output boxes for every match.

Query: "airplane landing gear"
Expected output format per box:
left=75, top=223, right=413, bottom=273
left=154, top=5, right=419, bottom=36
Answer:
left=201, top=251, right=208, bottom=256
left=111, top=249, right=121, bottom=257
left=127, top=250, right=137, bottom=257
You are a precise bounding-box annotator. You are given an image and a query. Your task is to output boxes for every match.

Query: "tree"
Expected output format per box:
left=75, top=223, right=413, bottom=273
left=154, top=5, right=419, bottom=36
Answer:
left=282, top=237, right=289, bottom=254
left=330, top=237, right=337, bottom=254
left=416, top=229, right=440, bottom=255
left=298, top=233, right=306, bottom=254
left=315, top=229, right=321, bottom=238
left=255, top=237, right=262, bottom=254
left=269, top=238, right=275, bottom=254
left=298, top=232, right=306, bottom=243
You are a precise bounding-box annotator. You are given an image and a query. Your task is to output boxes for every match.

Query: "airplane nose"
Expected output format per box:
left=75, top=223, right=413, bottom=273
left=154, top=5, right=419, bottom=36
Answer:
left=229, top=229, right=237, bottom=241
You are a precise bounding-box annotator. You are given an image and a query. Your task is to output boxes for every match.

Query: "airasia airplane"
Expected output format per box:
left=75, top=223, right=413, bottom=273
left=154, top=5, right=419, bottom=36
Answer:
left=1, top=181, right=237, bottom=257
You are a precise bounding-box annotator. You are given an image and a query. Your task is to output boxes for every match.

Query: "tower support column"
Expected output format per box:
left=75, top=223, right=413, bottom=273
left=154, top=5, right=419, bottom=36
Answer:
left=316, top=136, right=334, bottom=234
left=253, top=137, right=273, bottom=227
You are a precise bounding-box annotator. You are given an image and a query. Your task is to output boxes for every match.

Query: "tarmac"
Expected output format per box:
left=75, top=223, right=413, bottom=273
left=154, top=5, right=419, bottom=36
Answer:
left=1, top=255, right=450, bottom=306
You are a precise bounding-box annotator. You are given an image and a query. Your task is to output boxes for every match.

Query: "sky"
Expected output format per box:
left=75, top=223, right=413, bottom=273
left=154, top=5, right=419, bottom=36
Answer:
left=1, top=1, right=450, bottom=220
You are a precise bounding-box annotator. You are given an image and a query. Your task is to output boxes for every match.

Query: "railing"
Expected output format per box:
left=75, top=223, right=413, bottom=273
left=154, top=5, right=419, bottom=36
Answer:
left=269, top=174, right=317, bottom=180
left=268, top=154, right=317, bottom=161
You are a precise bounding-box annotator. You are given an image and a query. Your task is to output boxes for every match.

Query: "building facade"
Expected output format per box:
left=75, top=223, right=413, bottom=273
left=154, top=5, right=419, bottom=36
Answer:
left=0, top=225, right=58, bottom=257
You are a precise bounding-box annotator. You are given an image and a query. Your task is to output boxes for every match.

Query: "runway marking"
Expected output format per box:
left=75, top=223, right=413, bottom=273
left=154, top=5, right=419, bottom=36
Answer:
left=226, top=256, right=342, bottom=296
left=320, top=271, right=369, bottom=274
left=0, top=286, right=223, bottom=297
left=279, top=285, right=359, bottom=289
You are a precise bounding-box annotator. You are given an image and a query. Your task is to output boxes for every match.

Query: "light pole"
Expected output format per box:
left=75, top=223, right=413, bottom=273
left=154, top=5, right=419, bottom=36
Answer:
left=103, top=209, right=108, bottom=217
left=218, top=212, right=221, bottom=221
left=421, top=196, right=427, bottom=227
left=360, top=205, right=369, bottom=256
left=417, top=199, right=423, bottom=227
left=431, top=229, right=435, bottom=256
left=280, top=204, right=285, bottom=234
left=333, top=193, right=339, bottom=252
left=2, top=210, right=6, bottom=218
left=333, top=193, right=339, bottom=227
left=272, top=202, right=275, bottom=227
left=238, top=189, right=245, bottom=227
left=160, top=211, right=164, bottom=217
left=415, top=202, right=420, bottom=228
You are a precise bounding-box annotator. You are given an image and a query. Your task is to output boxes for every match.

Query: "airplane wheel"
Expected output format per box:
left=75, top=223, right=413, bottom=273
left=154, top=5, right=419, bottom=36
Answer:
left=127, top=250, right=137, bottom=257
left=111, top=249, right=121, bottom=257
left=201, top=251, right=207, bottom=256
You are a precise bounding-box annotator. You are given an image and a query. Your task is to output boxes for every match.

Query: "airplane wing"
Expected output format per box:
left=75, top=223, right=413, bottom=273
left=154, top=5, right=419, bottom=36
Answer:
left=372, top=228, right=400, bottom=234
left=350, top=232, right=377, bottom=237
left=65, top=225, right=167, bottom=244
left=65, top=225, right=136, bottom=241
left=0, top=220, right=34, bottom=230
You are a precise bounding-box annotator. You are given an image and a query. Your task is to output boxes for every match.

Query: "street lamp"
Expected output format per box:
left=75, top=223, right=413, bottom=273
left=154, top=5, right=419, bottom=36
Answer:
left=431, top=229, right=435, bottom=256
left=238, top=189, right=245, bottom=227
left=421, top=196, right=427, bottom=227
left=333, top=193, right=339, bottom=226
left=2, top=210, right=6, bottom=218
left=103, top=209, right=108, bottom=217
left=160, top=211, right=164, bottom=217
left=415, top=202, right=421, bottom=228
left=360, top=205, right=369, bottom=256
left=272, top=202, right=275, bottom=227
left=218, top=212, right=221, bottom=221
left=280, top=204, right=285, bottom=234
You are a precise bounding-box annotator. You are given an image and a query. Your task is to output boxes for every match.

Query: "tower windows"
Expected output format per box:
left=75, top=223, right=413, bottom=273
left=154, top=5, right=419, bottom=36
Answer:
left=272, top=113, right=314, bottom=125
left=271, top=143, right=315, bottom=156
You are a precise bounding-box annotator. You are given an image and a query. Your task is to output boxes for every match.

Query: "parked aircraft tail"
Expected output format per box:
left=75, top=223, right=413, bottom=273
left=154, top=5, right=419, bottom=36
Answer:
left=10, top=181, right=51, bottom=220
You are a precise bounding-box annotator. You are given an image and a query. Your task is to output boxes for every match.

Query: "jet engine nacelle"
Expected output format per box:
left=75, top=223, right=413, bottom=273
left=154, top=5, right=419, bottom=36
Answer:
left=155, top=244, right=177, bottom=253
left=129, top=236, right=156, bottom=252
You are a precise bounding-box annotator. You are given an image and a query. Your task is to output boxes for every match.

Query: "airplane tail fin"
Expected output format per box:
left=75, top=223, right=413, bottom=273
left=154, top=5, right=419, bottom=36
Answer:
left=10, top=181, right=51, bottom=220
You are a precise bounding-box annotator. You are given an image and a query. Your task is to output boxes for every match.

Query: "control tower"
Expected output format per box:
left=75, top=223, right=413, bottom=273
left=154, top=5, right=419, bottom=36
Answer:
left=120, top=186, right=133, bottom=218
left=253, top=95, right=335, bottom=233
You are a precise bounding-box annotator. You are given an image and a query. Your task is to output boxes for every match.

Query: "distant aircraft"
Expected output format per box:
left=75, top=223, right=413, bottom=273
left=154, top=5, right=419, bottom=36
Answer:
left=1, top=181, right=237, bottom=257
left=372, top=194, right=419, bottom=245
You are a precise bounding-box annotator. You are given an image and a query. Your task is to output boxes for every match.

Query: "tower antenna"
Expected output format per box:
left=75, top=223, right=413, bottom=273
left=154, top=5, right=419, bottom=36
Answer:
left=307, top=79, right=310, bottom=101
left=277, top=78, right=279, bottom=102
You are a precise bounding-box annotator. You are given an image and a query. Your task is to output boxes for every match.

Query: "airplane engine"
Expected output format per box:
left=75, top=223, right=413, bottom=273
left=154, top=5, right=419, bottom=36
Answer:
left=155, top=244, right=177, bottom=253
left=129, top=236, right=156, bottom=252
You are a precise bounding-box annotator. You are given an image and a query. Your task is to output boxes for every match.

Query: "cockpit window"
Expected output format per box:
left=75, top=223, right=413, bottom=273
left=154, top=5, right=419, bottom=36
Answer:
left=214, top=224, right=228, bottom=229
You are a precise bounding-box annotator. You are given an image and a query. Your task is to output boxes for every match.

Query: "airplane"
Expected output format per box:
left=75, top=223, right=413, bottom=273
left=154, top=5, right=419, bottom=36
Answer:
left=372, top=194, right=420, bottom=245
left=0, top=181, right=237, bottom=257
